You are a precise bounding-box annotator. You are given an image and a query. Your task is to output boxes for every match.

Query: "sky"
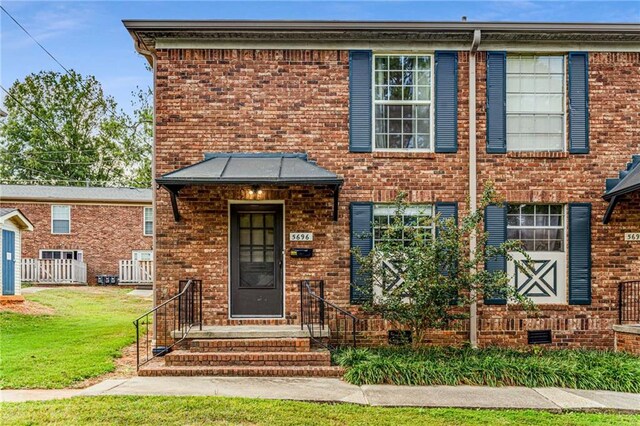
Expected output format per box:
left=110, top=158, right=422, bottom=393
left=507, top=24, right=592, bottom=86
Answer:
left=1, top=0, right=639, bottom=115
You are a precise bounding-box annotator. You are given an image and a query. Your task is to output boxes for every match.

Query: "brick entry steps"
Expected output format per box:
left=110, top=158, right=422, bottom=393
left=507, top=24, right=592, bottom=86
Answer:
left=138, top=326, right=344, bottom=378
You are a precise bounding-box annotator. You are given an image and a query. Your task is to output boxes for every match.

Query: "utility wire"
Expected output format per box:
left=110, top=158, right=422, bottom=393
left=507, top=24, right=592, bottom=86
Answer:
left=0, top=5, right=134, bottom=122
left=0, top=5, right=70, bottom=74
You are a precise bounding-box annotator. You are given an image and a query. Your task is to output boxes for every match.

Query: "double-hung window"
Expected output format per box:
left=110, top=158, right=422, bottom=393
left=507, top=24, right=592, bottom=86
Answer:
left=373, top=204, right=433, bottom=293
left=373, top=204, right=434, bottom=246
left=51, top=205, right=70, bottom=234
left=507, top=204, right=564, bottom=252
left=507, top=204, right=566, bottom=303
left=506, top=55, right=565, bottom=151
left=143, top=207, right=153, bottom=236
left=373, top=54, right=433, bottom=151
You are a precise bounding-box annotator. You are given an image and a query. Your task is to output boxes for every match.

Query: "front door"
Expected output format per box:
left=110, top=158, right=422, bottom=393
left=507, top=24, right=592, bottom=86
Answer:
left=2, top=230, right=15, bottom=295
left=230, top=204, right=283, bottom=317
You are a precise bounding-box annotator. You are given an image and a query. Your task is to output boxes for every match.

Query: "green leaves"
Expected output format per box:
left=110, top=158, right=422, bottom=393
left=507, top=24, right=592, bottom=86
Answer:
left=351, top=182, right=534, bottom=346
left=0, top=71, right=151, bottom=187
left=335, top=346, right=640, bottom=393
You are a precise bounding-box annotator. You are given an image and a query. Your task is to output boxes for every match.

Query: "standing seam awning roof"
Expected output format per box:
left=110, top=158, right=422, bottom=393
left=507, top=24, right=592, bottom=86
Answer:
left=156, top=153, right=343, bottom=186
left=602, top=156, right=640, bottom=224
left=156, top=153, right=343, bottom=222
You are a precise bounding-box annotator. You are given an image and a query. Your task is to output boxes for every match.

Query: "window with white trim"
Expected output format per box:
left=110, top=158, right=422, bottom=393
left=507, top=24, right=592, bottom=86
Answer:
left=51, top=205, right=70, bottom=234
left=506, top=55, right=565, bottom=152
left=132, top=250, right=153, bottom=261
left=373, top=204, right=433, bottom=246
left=143, top=207, right=153, bottom=236
left=373, top=54, right=433, bottom=151
left=507, top=204, right=565, bottom=252
left=40, top=249, right=82, bottom=262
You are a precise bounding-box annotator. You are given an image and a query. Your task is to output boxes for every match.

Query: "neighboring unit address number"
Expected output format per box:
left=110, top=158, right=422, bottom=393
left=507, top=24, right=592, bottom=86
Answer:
left=625, top=233, right=640, bottom=241
left=290, top=232, right=313, bottom=242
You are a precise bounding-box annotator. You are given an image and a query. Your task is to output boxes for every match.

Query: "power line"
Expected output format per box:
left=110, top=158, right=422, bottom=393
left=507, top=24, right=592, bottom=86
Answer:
left=0, top=5, right=134, bottom=122
left=0, top=5, right=70, bottom=74
left=0, top=85, right=63, bottom=137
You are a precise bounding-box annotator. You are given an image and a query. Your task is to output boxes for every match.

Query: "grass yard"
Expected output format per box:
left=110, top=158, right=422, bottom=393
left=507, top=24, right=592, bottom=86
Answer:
left=0, top=287, right=150, bottom=389
left=333, top=346, right=640, bottom=393
left=2, top=396, right=639, bottom=426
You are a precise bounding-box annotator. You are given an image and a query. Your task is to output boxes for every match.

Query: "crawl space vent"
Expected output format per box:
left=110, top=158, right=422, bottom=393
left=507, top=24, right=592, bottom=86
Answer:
left=528, top=330, right=552, bottom=345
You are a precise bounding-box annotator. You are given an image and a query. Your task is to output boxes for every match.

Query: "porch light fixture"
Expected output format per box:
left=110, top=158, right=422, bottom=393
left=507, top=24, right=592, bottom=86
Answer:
left=248, top=185, right=263, bottom=196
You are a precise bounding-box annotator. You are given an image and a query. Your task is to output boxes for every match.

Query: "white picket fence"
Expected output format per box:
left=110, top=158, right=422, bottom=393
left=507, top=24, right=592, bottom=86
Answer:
left=22, top=258, right=87, bottom=284
left=119, top=259, right=153, bottom=284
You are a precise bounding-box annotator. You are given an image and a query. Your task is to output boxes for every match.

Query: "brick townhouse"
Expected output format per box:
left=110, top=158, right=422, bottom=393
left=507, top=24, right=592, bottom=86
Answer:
left=0, top=185, right=153, bottom=286
left=123, top=20, right=640, bottom=374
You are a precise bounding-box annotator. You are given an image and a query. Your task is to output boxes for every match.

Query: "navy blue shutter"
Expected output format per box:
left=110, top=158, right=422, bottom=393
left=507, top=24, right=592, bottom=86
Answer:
left=484, top=204, right=507, bottom=305
left=349, top=51, right=372, bottom=153
left=436, top=202, right=459, bottom=304
left=486, top=52, right=507, bottom=154
left=569, top=203, right=592, bottom=304
left=568, top=52, right=589, bottom=154
left=350, top=202, right=373, bottom=303
left=435, top=202, right=458, bottom=230
left=435, top=52, right=458, bottom=153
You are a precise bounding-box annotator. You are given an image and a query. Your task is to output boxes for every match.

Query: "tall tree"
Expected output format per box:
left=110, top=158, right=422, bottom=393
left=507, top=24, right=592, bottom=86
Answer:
left=0, top=70, right=151, bottom=187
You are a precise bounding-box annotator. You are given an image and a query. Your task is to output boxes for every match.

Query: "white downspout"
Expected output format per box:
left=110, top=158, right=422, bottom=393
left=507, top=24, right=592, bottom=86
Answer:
left=133, top=34, right=159, bottom=332
left=469, top=29, right=481, bottom=349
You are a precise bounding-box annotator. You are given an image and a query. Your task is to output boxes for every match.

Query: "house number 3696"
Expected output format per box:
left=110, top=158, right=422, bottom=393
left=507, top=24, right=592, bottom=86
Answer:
left=290, top=232, right=313, bottom=242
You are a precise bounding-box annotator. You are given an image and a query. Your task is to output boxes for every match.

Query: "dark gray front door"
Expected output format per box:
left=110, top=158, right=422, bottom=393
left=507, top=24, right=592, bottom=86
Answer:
left=230, top=204, right=283, bottom=317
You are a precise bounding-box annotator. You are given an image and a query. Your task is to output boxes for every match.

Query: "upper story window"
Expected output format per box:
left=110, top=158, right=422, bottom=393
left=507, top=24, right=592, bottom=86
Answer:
left=51, top=205, right=70, bottom=234
left=373, top=54, right=433, bottom=151
left=373, top=204, right=433, bottom=246
left=507, top=204, right=565, bottom=252
left=506, top=55, right=565, bottom=152
left=143, top=207, right=153, bottom=236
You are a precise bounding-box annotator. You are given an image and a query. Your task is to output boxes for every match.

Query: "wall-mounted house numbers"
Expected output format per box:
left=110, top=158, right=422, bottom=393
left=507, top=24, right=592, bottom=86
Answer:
left=625, top=233, right=640, bottom=241
left=290, top=232, right=313, bottom=242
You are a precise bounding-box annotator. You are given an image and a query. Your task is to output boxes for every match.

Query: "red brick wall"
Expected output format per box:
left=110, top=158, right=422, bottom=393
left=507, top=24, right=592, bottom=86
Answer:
left=476, top=52, right=640, bottom=349
left=154, top=48, right=640, bottom=348
left=615, top=328, right=640, bottom=355
left=0, top=202, right=153, bottom=282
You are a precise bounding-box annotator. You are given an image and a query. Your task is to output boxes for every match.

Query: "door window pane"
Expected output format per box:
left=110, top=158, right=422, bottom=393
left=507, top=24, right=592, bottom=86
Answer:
left=507, top=204, right=565, bottom=252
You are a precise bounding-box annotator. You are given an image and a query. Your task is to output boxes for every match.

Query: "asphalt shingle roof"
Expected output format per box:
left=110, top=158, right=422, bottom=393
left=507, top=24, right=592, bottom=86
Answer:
left=0, top=185, right=152, bottom=203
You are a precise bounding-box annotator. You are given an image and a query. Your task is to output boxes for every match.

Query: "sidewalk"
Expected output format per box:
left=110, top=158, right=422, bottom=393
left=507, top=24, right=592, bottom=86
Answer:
left=3, top=377, right=640, bottom=413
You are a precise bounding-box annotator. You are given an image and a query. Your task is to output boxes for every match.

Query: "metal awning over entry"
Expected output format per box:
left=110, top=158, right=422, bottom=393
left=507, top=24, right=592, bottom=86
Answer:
left=156, top=153, right=343, bottom=221
left=603, top=155, right=640, bottom=224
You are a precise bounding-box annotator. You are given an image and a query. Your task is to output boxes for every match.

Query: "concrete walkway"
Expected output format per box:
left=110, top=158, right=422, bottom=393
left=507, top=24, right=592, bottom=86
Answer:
left=2, top=377, right=640, bottom=413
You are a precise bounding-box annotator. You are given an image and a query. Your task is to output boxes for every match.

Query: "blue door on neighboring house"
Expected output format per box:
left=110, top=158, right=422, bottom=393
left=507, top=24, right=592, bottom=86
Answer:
left=2, top=229, right=15, bottom=295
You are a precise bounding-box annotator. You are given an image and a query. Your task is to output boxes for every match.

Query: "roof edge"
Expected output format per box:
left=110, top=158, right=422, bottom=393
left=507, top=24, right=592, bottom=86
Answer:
left=122, top=20, right=640, bottom=33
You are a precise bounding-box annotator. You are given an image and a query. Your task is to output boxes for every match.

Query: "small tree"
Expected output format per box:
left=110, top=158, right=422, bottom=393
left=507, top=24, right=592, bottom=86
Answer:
left=352, top=182, right=534, bottom=347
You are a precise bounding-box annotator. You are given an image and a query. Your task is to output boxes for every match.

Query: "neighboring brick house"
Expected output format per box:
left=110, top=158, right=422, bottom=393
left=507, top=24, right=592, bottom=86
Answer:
left=0, top=185, right=153, bottom=285
left=124, top=20, right=640, bottom=355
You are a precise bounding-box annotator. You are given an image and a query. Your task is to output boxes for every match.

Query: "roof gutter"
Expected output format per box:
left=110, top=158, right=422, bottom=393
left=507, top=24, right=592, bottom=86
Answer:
left=468, top=28, right=481, bottom=350
left=122, top=20, right=640, bottom=34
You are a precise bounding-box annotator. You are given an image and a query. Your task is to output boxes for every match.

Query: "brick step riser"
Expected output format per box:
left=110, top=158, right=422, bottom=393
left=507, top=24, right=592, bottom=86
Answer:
left=166, top=359, right=330, bottom=367
left=138, top=367, right=344, bottom=378
left=166, top=351, right=331, bottom=367
left=189, top=339, right=311, bottom=353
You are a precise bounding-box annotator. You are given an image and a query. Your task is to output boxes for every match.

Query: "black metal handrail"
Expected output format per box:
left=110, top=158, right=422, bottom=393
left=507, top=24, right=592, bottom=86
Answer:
left=134, top=279, right=202, bottom=369
left=619, top=280, right=640, bottom=324
left=300, top=279, right=359, bottom=348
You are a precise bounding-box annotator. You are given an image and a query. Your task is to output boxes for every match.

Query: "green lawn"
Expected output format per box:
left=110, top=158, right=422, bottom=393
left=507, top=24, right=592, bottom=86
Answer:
left=333, top=346, right=640, bottom=392
left=0, top=287, right=150, bottom=389
left=2, top=396, right=639, bottom=426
